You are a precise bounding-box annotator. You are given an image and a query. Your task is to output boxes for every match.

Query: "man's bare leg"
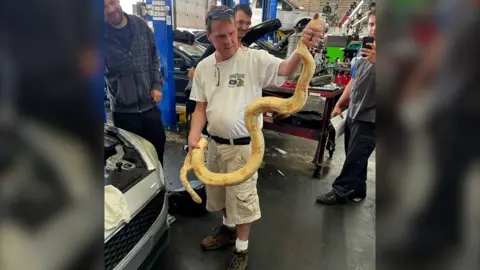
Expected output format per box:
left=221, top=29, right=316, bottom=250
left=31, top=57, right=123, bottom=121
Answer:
left=228, top=223, right=251, bottom=269
left=223, top=209, right=236, bottom=229
left=236, top=223, right=251, bottom=241
left=235, top=223, right=251, bottom=252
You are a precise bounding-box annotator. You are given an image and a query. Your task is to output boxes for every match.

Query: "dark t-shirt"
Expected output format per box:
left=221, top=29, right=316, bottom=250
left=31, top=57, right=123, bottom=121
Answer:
left=106, top=16, right=134, bottom=50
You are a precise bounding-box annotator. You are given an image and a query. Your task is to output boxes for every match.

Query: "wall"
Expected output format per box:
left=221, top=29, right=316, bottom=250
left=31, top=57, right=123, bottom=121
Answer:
left=120, top=0, right=138, bottom=15
left=175, top=0, right=211, bottom=30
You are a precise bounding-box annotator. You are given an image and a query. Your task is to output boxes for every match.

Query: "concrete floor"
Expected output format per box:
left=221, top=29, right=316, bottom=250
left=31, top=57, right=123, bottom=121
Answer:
left=154, top=129, right=376, bottom=270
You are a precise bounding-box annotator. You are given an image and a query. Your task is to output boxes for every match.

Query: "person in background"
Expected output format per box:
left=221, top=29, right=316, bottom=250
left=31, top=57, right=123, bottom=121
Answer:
left=104, top=0, right=166, bottom=166
left=187, top=4, right=252, bottom=81
left=188, top=5, right=325, bottom=269
left=316, top=10, right=376, bottom=205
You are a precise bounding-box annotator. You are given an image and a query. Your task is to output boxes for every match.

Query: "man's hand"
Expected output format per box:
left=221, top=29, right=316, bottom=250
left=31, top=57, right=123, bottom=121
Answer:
left=301, top=13, right=325, bottom=48
left=188, top=132, right=201, bottom=154
left=331, top=105, right=343, bottom=119
left=361, top=42, right=376, bottom=64
left=278, top=14, right=325, bottom=76
left=151, top=89, right=162, bottom=103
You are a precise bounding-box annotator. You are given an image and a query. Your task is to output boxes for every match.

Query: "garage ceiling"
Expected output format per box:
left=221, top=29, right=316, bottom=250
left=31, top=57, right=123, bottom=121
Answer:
left=290, top=0, right=371, bottom=16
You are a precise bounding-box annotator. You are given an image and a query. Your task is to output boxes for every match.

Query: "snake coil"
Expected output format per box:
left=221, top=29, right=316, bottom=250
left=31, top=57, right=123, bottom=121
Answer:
left=180, top=18, right=323, bottom=203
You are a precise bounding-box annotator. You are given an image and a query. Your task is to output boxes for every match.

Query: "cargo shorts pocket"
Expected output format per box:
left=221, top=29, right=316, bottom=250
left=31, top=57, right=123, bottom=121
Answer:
left=235, top=191, right=257, bottom=218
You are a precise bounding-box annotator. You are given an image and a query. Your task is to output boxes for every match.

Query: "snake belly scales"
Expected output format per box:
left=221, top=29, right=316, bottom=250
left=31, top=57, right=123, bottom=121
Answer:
left=180, top=18, right=323, bottom=204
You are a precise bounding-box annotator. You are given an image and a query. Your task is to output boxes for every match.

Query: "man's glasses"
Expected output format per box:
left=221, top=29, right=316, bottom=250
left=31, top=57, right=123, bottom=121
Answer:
left=205, top=8, right=234, bottom=24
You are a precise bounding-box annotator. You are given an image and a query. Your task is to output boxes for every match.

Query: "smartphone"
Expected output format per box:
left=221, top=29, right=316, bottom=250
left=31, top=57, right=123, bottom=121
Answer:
left=361, top=36, right=375, bottom=57
left=362, top=36, right=374, bottom=49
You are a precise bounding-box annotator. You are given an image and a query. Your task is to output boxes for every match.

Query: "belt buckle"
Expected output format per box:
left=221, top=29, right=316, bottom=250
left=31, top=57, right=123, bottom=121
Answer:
left=229, top=138, right=234, bottom=145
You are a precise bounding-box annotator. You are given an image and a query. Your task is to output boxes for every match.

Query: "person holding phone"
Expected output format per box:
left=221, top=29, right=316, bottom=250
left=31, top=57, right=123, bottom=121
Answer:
left=316, top=9, right=376, bottom=205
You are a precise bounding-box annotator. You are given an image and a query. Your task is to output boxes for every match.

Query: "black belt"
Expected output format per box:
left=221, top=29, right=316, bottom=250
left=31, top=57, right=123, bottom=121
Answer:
left=211, top=136, right=251, bottom=145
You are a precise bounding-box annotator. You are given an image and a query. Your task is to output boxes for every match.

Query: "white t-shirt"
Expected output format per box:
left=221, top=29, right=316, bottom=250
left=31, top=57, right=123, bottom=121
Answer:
left=190, top=48, right=285, bottom=139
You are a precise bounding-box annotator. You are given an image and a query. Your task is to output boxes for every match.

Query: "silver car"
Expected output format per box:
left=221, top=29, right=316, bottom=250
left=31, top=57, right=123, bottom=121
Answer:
left=104, top=124, right=169, bottom=270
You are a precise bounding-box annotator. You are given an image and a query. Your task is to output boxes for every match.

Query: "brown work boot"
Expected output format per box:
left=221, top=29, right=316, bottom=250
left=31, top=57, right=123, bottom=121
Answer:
left=227, top=248, right=248, bottom=270
left=201, top=225, right=236, bottom=250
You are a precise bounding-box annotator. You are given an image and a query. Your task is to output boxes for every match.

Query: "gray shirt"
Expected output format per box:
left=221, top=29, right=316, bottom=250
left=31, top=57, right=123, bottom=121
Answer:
left=347, top=53, right=376, bottom=123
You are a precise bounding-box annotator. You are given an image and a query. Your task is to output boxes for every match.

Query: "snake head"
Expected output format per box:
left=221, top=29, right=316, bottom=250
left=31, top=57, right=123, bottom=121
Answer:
left=308, top=13, right=326, bottom=29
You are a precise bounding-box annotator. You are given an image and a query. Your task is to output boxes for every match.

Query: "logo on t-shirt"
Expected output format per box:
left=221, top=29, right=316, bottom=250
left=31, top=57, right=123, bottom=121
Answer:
left=228, top=73, right=245, bottom=88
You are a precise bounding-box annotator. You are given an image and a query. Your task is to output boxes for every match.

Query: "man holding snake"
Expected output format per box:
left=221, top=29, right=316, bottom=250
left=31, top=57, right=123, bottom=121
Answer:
left=188, top=5, right=325, bottom=270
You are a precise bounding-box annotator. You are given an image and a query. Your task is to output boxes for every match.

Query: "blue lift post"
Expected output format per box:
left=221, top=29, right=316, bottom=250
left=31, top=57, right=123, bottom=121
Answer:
left=147, top=0, right=177, bottom=130
left=221, top=0, right=234, bottom=8
left=95, top=0, right=107, bottom=124
left=267, top=0, right=277, bottom=41
left=261, top=0, right=277, bottom=41
left=261, top=0, right=269, bottom=22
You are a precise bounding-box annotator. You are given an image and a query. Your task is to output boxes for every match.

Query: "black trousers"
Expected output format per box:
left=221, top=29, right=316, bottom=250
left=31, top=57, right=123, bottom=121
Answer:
left=112, top=106, right=166, bottom=166
left=332, top=117, right=376, bottom=198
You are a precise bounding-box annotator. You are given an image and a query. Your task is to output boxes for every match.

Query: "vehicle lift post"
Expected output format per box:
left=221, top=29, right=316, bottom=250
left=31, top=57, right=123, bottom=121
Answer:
left=261, top=0, right=277, bottom=41
left=221, top=0, right=234, bottom=8
left=146, top=0, right=178, bottom=130
left=97, top=0, right=106, bottom=124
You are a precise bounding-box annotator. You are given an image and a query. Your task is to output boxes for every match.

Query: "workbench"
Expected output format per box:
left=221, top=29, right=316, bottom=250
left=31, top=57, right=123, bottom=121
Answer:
left=262, top=84, right=344, bottom=176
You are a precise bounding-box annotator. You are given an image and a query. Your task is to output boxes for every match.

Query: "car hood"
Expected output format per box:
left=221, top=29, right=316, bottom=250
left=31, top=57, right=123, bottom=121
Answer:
left=242, top=18, right=281, bottom=46
left=104, top=125, right=164, bottom=241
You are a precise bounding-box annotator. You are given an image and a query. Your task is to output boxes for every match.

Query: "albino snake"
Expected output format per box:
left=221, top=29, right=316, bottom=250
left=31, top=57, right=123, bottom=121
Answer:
left=180, top=17, right=324, bottom=203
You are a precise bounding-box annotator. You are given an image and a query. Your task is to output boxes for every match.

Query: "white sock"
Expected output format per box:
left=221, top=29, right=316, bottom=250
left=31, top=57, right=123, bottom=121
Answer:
left=223, top=216, right=235, bottom=228
left=235, top=238, right=249, bottom=251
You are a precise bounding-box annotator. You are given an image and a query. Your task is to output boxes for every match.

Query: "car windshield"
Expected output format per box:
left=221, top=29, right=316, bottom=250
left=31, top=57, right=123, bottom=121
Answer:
left=173, top=41, right=206, bottom=57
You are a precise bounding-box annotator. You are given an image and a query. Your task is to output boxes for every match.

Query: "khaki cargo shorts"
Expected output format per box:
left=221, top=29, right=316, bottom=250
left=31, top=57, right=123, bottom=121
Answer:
left=204, top=140, right=261, bottom=225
